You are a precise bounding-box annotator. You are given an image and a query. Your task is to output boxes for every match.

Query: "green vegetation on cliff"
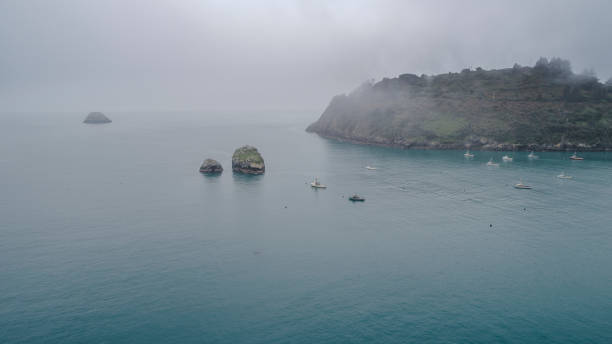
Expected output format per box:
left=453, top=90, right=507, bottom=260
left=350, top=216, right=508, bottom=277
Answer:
left=307, top=58, right=612, bottom=150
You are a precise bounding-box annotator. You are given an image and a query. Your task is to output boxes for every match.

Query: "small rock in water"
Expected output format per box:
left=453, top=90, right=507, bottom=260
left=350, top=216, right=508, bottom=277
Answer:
left=199, top=159, right=223, bottom=174
left=83, top=112, right=112, bottom=124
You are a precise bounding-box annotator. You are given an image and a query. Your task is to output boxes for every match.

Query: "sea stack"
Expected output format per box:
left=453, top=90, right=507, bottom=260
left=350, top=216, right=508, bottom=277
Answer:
left=199, top=159, right=223, bottom=174
left=83, top=112, right=112, bottom=124
left=232, top=145, right=265, bottom=175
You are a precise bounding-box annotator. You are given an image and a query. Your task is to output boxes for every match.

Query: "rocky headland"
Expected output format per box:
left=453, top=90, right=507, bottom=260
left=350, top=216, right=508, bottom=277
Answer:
left=307, top=58, right=612, bottom=151
left=232, top=146, right=265, bottom=174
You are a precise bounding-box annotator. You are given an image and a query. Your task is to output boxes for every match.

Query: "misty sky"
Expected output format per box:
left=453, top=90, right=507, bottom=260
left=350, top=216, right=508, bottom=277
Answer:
left=1, top=0, right=611, bottom=113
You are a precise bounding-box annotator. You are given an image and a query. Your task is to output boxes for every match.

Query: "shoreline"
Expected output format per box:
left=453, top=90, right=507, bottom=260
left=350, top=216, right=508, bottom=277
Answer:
left=307, top=130, right=612, bottom=152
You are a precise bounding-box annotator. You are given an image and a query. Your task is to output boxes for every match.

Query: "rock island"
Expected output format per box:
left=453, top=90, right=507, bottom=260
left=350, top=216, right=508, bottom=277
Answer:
left=199, top=159, right=223, bottom=174
left=83, top=112, right=112, bottom=124
left=232, top=146, right=265, bottom=174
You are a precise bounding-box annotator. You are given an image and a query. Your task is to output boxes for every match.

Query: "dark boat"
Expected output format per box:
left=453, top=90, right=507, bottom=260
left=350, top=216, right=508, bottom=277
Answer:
left=349, top=194, right=365, bottom=202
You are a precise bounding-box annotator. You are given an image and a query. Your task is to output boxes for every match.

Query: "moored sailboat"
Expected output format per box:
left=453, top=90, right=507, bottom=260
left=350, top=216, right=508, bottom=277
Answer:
left=514, top=180, right=532, bottom=189
left=557, top=172, right=573, bottom=179
left=310, top=178, right=327, bottom=189
left=569, top=152, right=584, bottom=160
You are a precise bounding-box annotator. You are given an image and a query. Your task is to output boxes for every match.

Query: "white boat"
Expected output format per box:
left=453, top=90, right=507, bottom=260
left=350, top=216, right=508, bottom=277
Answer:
left=557, top=172, right=573, bottom=179
left=486, top=158, right=499, bottom=167
left=514, top=180, right=532, bottom=189
left=310, top=178, right=327, bottom=189
left=569, top=152, right=584, bottom=160
left=502, top=155, right=513, bottom=162
left=464, top=150, right=474, bottom=158
left=528, top=151, right=539, bottom=159
left=365, top=166, right=377, bottom=170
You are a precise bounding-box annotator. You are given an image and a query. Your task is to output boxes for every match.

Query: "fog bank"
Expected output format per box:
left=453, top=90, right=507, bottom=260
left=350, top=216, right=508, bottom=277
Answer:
left=1, top=0, right=611, bottom=113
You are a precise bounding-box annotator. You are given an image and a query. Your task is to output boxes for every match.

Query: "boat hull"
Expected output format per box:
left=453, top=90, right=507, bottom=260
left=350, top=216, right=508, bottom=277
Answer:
left=514, top=185, right=532, bottom=189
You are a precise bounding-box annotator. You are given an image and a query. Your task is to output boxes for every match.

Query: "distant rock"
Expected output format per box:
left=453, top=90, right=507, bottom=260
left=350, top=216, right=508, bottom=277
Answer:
left=199, top=159, right=223, bottom=174
left=83, top=112, right=111, bottom=124
left=232, top=145, right=265, bottom=174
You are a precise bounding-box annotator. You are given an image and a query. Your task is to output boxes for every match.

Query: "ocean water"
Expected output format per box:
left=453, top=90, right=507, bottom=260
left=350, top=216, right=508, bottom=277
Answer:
left=1, top=111, right=612, bottom=343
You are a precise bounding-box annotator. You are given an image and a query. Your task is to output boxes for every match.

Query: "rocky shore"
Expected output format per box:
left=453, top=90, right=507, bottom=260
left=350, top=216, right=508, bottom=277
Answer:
left=311, top=130, right=612, bottom=152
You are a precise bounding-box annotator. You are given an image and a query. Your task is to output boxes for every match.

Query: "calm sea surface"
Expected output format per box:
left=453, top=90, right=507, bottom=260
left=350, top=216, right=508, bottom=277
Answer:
left=1, top=112, right=611, bottom=343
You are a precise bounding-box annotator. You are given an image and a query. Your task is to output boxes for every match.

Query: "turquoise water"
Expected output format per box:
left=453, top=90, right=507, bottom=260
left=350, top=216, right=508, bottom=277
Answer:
left=1, top=112, right=612, bottom=343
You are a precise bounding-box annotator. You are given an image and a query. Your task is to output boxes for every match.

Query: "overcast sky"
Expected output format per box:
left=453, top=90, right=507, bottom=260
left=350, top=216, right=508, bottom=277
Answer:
left=1, top=0, right=611, bottom=113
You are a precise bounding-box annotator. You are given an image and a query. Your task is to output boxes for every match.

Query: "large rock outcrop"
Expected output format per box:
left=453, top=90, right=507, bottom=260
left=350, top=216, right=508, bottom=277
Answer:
left=83, top=112, right=112, bottom=124
left=199, top=159, right=223, bottom=174
left=307, top=58, right=612, bottom=151
left=232, top=146, right=265, bottom=174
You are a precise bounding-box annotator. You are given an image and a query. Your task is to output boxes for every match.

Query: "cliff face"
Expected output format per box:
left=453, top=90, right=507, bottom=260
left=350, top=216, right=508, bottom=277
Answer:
left=307, top=59, right=612, bottom=151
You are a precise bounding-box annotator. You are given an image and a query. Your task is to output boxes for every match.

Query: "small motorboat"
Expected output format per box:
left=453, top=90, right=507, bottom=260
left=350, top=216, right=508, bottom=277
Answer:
left=349, top=194, right=365, bottom=202
left=486, top=158, right=499, bottom=167
left=557, top=172, right=573, bottom=179
left=464, top=150, right=474, bottom=158
left=528, top=151, right=539, bottom=159
left=502, top=155, right=513, bottom=162
left=569, top=152, right=584, bottom=160
left=310, top=178, right=327, bottom=189
left=365, top=166, right=377, bottom=170
left=514, top=180, right=532, bottom=189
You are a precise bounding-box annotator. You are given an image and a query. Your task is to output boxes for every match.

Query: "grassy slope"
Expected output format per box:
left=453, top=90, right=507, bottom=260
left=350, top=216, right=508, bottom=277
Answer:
left=232, top=146, right=264, bottom=164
